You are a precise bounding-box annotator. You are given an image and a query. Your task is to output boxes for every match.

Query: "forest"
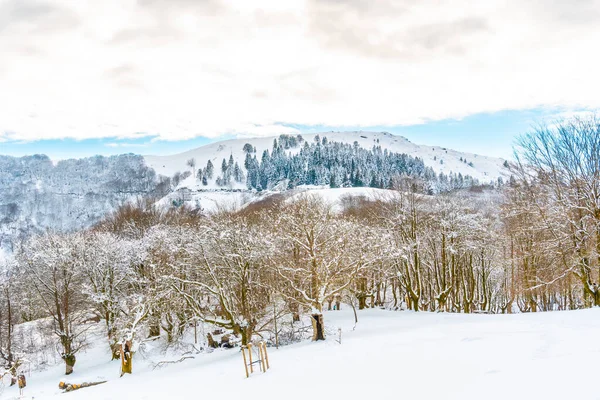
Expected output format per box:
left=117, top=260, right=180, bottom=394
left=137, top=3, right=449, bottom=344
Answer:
left=1, top=117, right=600, bottom=378
left=203, top=133, right=483, bottom=191
left=0, top=154, right=167, bottom=250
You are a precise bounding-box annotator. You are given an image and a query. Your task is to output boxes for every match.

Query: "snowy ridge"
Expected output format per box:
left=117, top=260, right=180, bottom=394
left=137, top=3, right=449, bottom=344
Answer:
left=144, top=131, right=507, bottom=185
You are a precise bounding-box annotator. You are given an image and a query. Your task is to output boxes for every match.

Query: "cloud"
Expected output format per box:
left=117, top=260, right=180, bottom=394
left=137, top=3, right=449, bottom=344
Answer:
left=0, top=0, right=79, bottom=34
left=1, top=0, right=600, bottom=143
left=105, top=141, right=150, bottom=148
left=307, top=0, right=490, bottom=60
left=103, top=63, right=145, bottom=90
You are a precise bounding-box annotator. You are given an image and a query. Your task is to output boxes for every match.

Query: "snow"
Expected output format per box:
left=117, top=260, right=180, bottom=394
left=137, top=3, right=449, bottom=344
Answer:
left=144, top=131, right=507, bottom=183
left=159, top=186, right=400, bottom=214
left=157, top=189, right=256, bottom=213
left=5, top=307, right=600, bottom=400
left=286, top=186, right=395, bottom=211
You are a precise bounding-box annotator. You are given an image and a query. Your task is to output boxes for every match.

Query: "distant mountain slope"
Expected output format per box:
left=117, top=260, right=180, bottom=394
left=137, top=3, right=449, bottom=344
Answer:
left=0, top=132, right=507, bottom=249
left=145, top=131, right=507, bottom=185
left=0, top=154, right=163, bottom=250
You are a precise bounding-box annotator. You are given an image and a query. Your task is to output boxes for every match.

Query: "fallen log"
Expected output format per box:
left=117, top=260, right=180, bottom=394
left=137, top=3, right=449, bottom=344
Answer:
left=59, top=380, right=107, bottom=392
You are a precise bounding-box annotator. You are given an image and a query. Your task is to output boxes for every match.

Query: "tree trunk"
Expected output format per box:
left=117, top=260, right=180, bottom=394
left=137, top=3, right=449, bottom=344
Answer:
left=239, top=326, right=251, bottom=346
left=107, top=311, right=120, bottom=360
left=64, top=354, right=76, bottom=375
left=111, top=343, right=121, bottom=361
left=358, top=294, right=367, bottom=310
left=311, top=314, right=325, bottom=341
left=207, top=333, right=219, bottom=348
left=148, top=310, right=160, bottom=338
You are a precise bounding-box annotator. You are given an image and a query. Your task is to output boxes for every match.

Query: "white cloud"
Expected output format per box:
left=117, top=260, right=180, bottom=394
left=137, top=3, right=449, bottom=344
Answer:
left=105, top=142, right=150, bottom=148
left=1, top=0, right=600, bottom=142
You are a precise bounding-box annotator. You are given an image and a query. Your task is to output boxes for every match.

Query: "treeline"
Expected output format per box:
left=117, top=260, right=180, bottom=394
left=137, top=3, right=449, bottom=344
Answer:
left=197, top=134, right=482, bottom=192
left=0, top=183, right=588, bottom=376
left=2, top=187, right=510, bottom=377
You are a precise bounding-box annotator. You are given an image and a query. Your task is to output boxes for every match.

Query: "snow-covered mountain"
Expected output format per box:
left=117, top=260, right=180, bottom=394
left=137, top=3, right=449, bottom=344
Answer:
left=0, top=132, right=508, bottom=248
left=145, top=131, right=507, bottom=186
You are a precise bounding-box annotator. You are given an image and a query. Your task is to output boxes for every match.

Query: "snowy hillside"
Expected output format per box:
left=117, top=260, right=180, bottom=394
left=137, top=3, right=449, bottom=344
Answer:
left=4, top=307, right=599, bottom=400
left=145, top=131, right=507, bottom=185
left=159, top=186, right=402, bottom=214
left=0, top=132, right=507, bottom=247
left=0, top=154, right=163, bottom=250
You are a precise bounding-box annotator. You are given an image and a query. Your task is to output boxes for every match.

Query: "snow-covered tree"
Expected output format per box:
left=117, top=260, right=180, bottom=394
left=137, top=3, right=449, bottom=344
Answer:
left=512, top=116, right=600, bottom=306
left=81, top=232, right=135, bottom=359
left=274, top=195, right=371, bottom=340
left=163, top=215, right=274, bottom=345
left=19, top=233, right=90, bottom=375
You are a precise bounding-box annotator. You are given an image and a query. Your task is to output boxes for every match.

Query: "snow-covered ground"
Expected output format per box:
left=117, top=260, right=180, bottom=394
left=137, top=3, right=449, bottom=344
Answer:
left=145, top=131, right=507, bottom=184
left=4, top=307, right=599, bottom=400
left=158, top=185, right=396, bottom=214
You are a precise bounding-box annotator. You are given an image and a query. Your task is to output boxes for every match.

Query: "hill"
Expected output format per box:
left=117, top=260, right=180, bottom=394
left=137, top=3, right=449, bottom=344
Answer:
left=0, top=132, right=507, bottom=248
left=145, top=131, right=507, bottom=187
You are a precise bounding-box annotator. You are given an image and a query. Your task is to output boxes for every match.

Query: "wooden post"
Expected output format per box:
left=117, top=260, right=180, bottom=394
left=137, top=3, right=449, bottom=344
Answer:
left=247, top=344, right=254, bottom=373
left=257, top=344, right=262, bottom=372
left=261, top=342, right=270, bottom=370
left=241, top=347, right=249, bottom=378
left=258, top=343, right=266, bottom=372
left=243, top=343, right=269, bottom=377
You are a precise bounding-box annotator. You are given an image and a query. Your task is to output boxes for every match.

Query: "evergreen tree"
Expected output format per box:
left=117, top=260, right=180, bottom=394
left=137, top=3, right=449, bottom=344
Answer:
left=243, top=143, right=254, bottom=154
left=221, top=158, right=228, bottom=175
left=233, top=162, right=244, bottom=183
left=205, top=160, right=214, bottom=179
left=244, top=153, right=253, bottom=170
left=239, top=137, right=478, bottom=193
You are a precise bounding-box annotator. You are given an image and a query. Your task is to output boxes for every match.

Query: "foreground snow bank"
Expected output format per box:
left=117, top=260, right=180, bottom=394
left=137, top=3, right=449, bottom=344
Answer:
left=4, top=308, right=599, bottom=400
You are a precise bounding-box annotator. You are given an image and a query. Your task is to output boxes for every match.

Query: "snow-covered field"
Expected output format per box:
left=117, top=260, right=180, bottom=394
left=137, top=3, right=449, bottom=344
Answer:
left=4, top=308, right=599, bottom=400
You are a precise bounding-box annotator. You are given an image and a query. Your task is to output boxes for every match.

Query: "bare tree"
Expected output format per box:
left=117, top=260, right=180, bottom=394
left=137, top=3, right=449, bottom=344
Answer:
left=0, top=258, right=20, bottom=383
left=163, top=215, right=274, bottom=345
left=513, top=116, right=600, bottom=306
left=275, top=195, right=371, bottom=340
left=82, top=232, right=134, bottom=359
left=19, top=233, right=89, bottom=375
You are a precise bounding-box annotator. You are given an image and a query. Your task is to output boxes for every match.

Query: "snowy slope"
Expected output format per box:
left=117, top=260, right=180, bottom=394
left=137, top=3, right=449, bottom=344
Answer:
left=158, top=186, right=397, bottom=214
left=6, top=308, right=600, bottom=400
left=144, top=132, right=507, bottom=184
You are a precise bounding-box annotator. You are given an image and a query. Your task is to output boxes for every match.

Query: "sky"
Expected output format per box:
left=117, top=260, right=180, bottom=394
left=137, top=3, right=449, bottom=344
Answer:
left=1, top=0, right=600, bottom=160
